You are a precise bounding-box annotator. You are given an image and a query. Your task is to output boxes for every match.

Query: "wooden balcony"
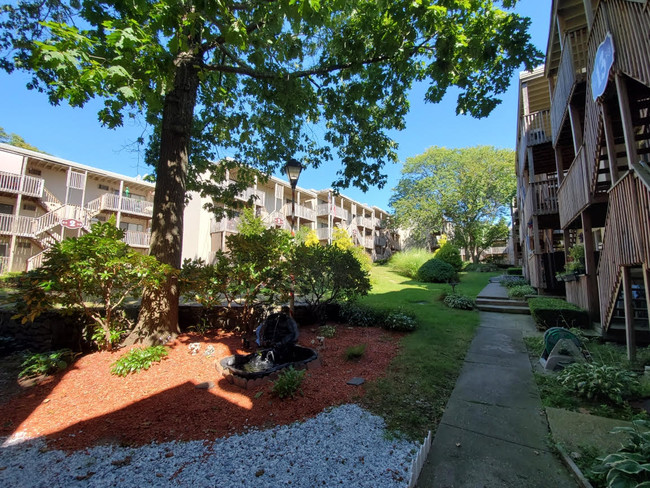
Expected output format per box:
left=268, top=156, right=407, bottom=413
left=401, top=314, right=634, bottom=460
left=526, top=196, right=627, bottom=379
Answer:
left=0, top=171, right=44, bottom=198
left=551, top=28, right=589, bottom=146
left=522, top=110, right=552, bottom=147
left=316, top=228, right=329, bottom=240
left=87, top=194, right=154, bottom=218
left=122, top=230, right=150, bottom=249
left=558, top=146, right=591, bottom=228
left=523, top=179, right=558, bottom=218
left=210, top=218, right=240, bottom=233
left=283, top=203, right=316, bottom=221
left=235, top=187, right=266, bottom=206
left=0, top=214, right=35, bottom=237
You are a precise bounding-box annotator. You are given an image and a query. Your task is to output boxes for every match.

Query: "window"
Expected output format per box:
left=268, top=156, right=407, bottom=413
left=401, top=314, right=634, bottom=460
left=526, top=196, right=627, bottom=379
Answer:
left=17, top=242, right=31, bottom=249
left=27, top=168, right=42, bottom=176
left=22, top=203, right=37, bottom=211
left=119, top=222, right=144, bottom=232
left=0, top=204, right=13, bottom=215
left=98, top=184, right=109, bottom=191
left=0, top=243, right=7, bottom=257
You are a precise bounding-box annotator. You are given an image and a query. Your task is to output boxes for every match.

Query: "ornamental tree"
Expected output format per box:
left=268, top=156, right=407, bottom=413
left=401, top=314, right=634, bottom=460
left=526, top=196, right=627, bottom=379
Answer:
left=391, top=146, right=515, bottom=263
left=1, top=0, right=540, bottom=344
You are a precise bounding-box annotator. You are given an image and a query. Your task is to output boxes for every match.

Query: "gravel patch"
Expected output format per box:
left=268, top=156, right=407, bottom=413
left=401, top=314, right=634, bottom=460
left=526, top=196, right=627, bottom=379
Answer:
left=0, top=404, right=419, bottom=487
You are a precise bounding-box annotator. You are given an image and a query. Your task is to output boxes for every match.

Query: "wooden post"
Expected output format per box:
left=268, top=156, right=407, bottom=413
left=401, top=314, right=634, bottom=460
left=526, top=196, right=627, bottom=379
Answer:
left=582, top=0, right=594, bottom=30
left=615, top=73, right=639, bottom=170
left=623, top=267, right=636, bottom=361
left=568, top=103, right=584, bottom=154
left=582, top=210, right=600, bottom=322
left=600, top=103, right=620, bottom=185
left=555, top=146, right=565, bottom=185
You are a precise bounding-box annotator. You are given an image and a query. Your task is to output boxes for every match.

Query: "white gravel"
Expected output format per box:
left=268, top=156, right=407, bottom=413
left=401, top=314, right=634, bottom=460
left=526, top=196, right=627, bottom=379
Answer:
left=0, top=404, right=419, bottom=487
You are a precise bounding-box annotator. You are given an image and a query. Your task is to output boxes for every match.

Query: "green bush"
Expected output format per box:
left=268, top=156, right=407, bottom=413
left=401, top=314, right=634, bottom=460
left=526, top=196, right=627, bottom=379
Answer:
left=388, top=249, right=431, bottom=279
left=434, top=242, right=463, bottom=271
left=345, top=343, right=367, bottom=360
left=19, top=349, right=78, bottom=378
left=506, top=267, right=523, bottom=275
left=500, top=276, right=529, bottom=288
left=338, top=302, right=418, bottom=332
left=110, top=346, right=168, bottom=376
left=507, top=285, right=536, bottom=299
left=528, top=297, right=590, bottom=330
left=558, top=362, right=640, bottom=405
left=418, top=258, right=456, bottom=283
left=271, top=366, right=305, bottom=399
left=443, top=294, right=475, bottom=310
left=592, top=420, right=650, bottom=487
left=463, top=262, right=500, bottom=272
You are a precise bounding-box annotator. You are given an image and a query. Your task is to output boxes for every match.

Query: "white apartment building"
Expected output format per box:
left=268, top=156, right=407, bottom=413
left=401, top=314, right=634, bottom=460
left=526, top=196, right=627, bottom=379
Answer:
left=0, top=143, right=399, bottom=273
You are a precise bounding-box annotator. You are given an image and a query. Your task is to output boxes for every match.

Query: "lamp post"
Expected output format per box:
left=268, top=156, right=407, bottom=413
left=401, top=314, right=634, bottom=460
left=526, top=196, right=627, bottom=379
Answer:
left=284, top=158, right=303, bottom=236
left=284, top=158, right=303, bottom=317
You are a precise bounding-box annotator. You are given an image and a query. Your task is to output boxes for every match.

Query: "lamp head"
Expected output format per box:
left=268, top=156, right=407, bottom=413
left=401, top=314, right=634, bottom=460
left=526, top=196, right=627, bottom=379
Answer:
left=284, top=158, right=303, bottom=189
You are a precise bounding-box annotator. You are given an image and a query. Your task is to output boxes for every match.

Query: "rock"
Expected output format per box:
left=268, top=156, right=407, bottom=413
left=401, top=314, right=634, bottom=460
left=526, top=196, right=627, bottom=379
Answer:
left=347, top=377, right=365, bottom=386
left=204, top=345, right=215, bottom=357
left=188, top=342, right=201, bottom=355
left=195, top=381, right=215, bottom=390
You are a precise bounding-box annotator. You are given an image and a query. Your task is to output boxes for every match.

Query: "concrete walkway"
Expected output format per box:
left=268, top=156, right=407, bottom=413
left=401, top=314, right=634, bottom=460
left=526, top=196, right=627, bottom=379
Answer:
left=416, top=283, right=577, bottom=488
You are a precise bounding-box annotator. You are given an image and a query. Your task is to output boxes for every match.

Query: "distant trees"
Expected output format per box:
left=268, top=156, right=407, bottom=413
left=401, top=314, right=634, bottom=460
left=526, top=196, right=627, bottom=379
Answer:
left=0, top=126, right=41, bottom=152
left=391, top=146, right=515, bottom=263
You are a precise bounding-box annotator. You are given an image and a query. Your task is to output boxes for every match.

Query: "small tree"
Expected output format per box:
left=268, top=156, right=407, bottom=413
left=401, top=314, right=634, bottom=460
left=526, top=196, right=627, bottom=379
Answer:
left=304, top=229, right=320, bottom=247
left=225, top=228, right=293, bottom=333
left=434, top=242, right=463, bottom=271
left=12, top=219, right=170, bottom=350
left=291, top=244, right=371, bottom=324
left=332, top=227, right=355, bottom=250
left=237, top=207, right=266, bottom=237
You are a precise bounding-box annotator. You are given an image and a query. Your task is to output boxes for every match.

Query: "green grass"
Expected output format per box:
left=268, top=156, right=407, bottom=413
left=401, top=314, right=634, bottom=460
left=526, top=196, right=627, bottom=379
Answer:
left=359, top=266, right=498, bottom=439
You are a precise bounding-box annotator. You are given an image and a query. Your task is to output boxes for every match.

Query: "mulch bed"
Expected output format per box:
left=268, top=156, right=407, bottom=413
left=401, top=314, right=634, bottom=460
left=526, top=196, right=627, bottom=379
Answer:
left=0, top=325, right=402, bottom=451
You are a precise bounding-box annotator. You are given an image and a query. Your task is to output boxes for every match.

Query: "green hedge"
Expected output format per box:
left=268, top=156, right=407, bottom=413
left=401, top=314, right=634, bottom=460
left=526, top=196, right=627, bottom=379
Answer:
left=506, top=267, right=523, bottom=276
left=528, top=297, right=590, bottom=330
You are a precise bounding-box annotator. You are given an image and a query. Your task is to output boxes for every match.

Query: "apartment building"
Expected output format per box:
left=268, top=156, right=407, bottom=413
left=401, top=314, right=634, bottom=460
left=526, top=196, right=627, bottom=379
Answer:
left=515, top=0, right=650, bottom=355
left=0, top=144, right=399, bottom=274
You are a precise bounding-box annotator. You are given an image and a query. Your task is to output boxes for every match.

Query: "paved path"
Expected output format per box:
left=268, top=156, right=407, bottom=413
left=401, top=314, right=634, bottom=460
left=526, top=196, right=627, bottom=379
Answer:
left=416, top=301, right=578, bottom=487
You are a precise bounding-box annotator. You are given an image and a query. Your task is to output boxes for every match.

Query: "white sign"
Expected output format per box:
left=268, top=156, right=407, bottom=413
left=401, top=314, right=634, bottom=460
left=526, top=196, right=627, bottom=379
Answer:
left=592, top=32, right=615, bottom=101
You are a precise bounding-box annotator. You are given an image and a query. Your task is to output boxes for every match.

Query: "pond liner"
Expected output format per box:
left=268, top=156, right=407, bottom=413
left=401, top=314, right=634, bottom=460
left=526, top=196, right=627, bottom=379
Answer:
left=219, top=345, right=319, bottom=380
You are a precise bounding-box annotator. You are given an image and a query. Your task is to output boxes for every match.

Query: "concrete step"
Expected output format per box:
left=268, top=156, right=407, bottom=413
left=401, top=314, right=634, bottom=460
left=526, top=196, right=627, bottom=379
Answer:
left=476, top=304, right=531, bottom=314
left=475, top=298, right=527, bottom=307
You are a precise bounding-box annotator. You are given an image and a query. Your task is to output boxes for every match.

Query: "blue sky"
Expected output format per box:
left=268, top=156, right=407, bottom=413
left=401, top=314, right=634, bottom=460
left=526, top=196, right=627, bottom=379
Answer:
left=1, top=0, right=551, bottom=211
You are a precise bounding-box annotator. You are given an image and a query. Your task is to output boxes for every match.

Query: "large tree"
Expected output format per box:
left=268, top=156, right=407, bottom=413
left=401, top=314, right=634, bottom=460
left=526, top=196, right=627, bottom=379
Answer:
left=391, top=146, right=515, bottom=263
left=1, top=1, right=539, bottom=344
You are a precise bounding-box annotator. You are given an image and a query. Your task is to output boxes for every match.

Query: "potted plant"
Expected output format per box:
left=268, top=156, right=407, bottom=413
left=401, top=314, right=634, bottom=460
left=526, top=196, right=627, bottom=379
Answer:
left=556, top=244, right=586, bottom=282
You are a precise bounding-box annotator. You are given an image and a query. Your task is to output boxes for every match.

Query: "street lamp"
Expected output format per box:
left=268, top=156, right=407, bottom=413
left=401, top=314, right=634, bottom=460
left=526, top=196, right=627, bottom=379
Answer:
left=284, top=158, right=303, bottom=317
left=284, top=158, right=303, bottom=236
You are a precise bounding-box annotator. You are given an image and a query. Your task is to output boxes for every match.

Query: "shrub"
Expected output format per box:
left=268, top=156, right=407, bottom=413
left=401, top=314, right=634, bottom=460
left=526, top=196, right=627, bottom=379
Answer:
left=318, top=324, right=337, bottom=338
left=388, top=249, right=431, bottom=279
left=434, top=242, right=463, bottom=271
left=418, top=258, right=456, bottom=283
left=463, top=262, right=500, bottom=273
left=507, top=285, right=536, bottom=299
left=110, top=346, right=168, bottom=377
left=506, top=267, right=523, bottom=275
left=558, top=362, right=640, bottom=405
left=271, top=366, right=305, bottom=399
left=19, top=349, right=78, bottom=378
left=444, top=294, right=475, bottom=310
left=592, top=420, right=650, bottom=487
left=338, top=302, right=418, bottom=332
left=345, top=343, right=367, bottom=360
left=528, top=297, right=590, bottom=330
left=500, top=276, right=529, bottom=288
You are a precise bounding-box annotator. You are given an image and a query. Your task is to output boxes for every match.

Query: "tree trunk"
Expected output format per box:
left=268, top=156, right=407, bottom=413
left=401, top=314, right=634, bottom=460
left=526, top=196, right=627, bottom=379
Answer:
left=124, top=53, right=200, bottom=347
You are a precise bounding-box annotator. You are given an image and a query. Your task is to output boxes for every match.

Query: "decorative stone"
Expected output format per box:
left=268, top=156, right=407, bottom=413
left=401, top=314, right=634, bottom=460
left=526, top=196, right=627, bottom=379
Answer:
left=204, top=345, right=215, bottom=357
left=188, top=342, right=201, bottom=355
left=195, top=381, right=215, bottom=390
left=347, top=377, right=365, bottom=386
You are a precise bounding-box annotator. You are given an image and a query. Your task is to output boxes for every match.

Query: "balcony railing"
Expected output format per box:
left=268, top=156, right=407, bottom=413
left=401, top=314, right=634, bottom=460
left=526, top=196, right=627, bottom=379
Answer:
left=316, top=228, right=329, bottom=240
left=355, top=216, right=373, bottom=228
left=520, top=110, right=552, bottom=148
left=0, top=214, right=34, bottom=236
left=551, top=28, right=589, bottom=145
left=523, top=179, right=558, bottom=218
left=122, top=230, right=150, bottom=248
left=558, top=146, right=591, bottom=228
left=363, top=236, right=374, bottom=249
left=0, top=256, right=9, bottom=274
left=0, top=171, right=44, bottom=198
left=87, top=194, right=154, bottom=217
left=211, top=218, right=240, bottom=233
left=235, top=186, right=266, bottom=206
left=283, top=203, right=316, bottom=221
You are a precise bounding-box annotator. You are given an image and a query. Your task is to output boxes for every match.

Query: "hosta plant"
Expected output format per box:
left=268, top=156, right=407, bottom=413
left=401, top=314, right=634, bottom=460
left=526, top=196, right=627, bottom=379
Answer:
left=558, top=362, right=640, bottom=405
left=443, top=294, right=475, bottom=310
left=110, top=346, right=169, bottom=377
left=19, top=349, right=79, bottom=378
left=591, top=420, right=650, bottom=488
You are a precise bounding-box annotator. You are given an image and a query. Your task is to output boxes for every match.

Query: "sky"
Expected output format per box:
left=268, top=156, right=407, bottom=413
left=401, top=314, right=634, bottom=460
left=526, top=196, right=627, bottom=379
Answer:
left=0, top=0, right=551, bottom=211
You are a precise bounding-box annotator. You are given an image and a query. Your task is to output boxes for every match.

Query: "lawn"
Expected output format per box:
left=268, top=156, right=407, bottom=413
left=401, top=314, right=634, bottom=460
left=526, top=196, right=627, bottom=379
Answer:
left=360, top=265, right=498, bottom=439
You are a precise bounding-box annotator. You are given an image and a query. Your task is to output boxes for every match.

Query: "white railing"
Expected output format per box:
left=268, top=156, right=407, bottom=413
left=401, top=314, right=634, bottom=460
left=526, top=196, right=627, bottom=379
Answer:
left=235, top=187, right=266, bottom=206
left=0, top=170, right=44, bottom=198
left=363, top=235, right=374, bottom=248
left=210, top=218, right=240, bottom=233
left=41, top=186, right=62, bottom=208
left=26, top=251, right=46, bottom=271
left=86, top=194, right=154, bottom=217
left=0, top=256, right=9, bottom=274
left=122, top=230, right=150, bottom=248
left=355, top=216, right=373, bottom=228
left=0, top=214, right=34, bottom=236
left=282, top=204, right=316, bottom=221
left=317, top=203, right=330, bottom=215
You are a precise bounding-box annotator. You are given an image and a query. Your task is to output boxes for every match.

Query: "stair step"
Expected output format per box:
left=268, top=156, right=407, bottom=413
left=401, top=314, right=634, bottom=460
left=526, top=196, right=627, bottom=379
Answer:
left=476, top=297, right=527, bottom=307
left=476, top=303, right=531, bottom=314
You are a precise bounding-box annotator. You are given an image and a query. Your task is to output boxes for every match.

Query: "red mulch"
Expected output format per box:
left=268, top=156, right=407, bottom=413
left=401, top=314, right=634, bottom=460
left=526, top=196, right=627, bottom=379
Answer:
left=0, top=325, right=402, bottom=451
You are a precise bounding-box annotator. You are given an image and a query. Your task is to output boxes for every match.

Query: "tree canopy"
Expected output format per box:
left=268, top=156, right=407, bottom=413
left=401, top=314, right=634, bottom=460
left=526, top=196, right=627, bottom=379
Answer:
left=0, top=0, right=540, bottom=341
left=0, top=126, right=42, bottom=152
left=391, top=145, right=515, bottom=262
